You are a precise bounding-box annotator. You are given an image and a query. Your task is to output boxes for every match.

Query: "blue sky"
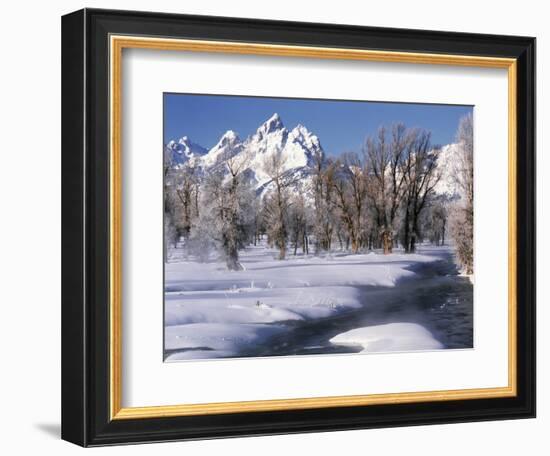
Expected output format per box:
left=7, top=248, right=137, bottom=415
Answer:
left=164, top=93, right=472, bottom=155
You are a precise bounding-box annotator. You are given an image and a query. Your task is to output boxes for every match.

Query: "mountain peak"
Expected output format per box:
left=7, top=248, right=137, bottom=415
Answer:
left=222, top=129, right=238, bottom=138
left=291, top=124, right=311, bottom=137
left=216, top=130, right=240, bottom=146
left=199, top=130, right=243, bottom=168
left=257, top=113, right=284, bottom=135
left=166, top=135, right=207, bottom=165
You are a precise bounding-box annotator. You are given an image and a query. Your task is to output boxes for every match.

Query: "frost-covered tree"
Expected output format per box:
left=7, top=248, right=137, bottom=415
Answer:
left=188, top=170, right=255, bottom=269
left=250, top=194, right=263, bottom=246
left=163, top=143, right=202, bottom=263
left=426, top=199, right=447, bottom=246
left=163, top=212, right=178, bottom=262
left=288, top=189, right=310, bottom=255
left=187, top=171, right=223, bottom=262
left=364, top=124, right=409, bottom=254
left=401, top=130, right=441, bottom=253
left=311, top=153, right=337, bottom=253
left=331, top=158, right=363, bottom=253
left=449, top=113, right=474, bottom=274
left=346, top=153, right=368, bottom=250
left=331, top=152, right=367, bottom=253
left=453, top=113, right=474, bottom=207
left=263, top=151, right=298, bottom=260
left=187, top=147, right=254, bottom=270
left=172, top=165, right=200, bottom=239
left=163, top=145, right=180, bottom=261
left=332, top=175, right=357, bottom=252
left=450, top=204, right=473, bottom=273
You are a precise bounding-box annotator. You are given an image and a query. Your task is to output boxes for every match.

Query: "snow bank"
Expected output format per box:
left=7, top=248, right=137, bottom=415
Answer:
left=165, top=286, right=362, bottom=325
left=165, top=323, right=285, bottom=361
left=329, top=323, right=444, bottom=353
left=165, top=247, right=437, bottom=292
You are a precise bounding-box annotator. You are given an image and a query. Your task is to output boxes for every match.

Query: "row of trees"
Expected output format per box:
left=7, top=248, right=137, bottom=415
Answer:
left=164, top=115, right=474, bottom=273
left=449, top=114, right=474, bottom=274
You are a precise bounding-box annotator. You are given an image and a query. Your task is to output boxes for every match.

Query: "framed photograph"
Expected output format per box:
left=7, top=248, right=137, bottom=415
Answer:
left=61, top=8, right=535, bottom=446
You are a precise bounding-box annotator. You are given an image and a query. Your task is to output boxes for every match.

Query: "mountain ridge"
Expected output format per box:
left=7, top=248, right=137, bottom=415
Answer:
left=166, top=113, right=323, bottom=193
left=165, top=113, right=455, bottom=199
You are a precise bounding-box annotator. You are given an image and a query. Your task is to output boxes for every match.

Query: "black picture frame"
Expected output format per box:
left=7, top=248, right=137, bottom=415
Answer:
left=62, top=8, right=536, bottom=447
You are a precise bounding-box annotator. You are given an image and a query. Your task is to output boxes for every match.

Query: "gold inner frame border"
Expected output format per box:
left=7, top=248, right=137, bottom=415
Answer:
left=109, top=35, right=517, bottom=420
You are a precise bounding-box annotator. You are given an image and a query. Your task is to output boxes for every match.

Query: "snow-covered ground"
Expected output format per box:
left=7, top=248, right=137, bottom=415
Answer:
left=164, top=242, right=444, bottom=361
left=329, top=323, right=444, bottom=353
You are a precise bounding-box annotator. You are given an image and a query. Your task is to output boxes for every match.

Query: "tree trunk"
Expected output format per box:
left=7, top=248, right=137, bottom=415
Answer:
left=225, top=243, right=241, bottom=271
left=409, top=213, right=419, bottom=253
left=409, top=233, right=416, bottom=253
left=382, top=230, right=392, bottom=255
left=279, top=242, right=286, bottom=260
left=194, top=185, right=200, bottom=219
left=403, top=206, right=410, bottom=253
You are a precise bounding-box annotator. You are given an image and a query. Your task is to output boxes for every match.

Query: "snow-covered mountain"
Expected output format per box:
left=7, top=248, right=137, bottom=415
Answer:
left=166, top=113, right=457, bottom=200
left=166, top=136, right=207, bottom=166
left=167, top=113, right=323, bottom=193
left=241, top=113, right=322, bottom=187
left=200, top=130, right=244, bottom=169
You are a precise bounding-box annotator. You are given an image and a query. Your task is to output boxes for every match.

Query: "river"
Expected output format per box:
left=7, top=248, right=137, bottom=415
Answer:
left=242, top=248, right=473, bottom=357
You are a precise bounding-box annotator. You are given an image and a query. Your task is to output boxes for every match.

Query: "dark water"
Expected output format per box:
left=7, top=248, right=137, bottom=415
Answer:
left=241, top=249, right=473, bottom=358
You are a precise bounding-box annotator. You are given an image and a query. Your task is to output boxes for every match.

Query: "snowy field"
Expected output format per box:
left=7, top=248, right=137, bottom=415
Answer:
left=164, top=241, right=446, bottom=361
